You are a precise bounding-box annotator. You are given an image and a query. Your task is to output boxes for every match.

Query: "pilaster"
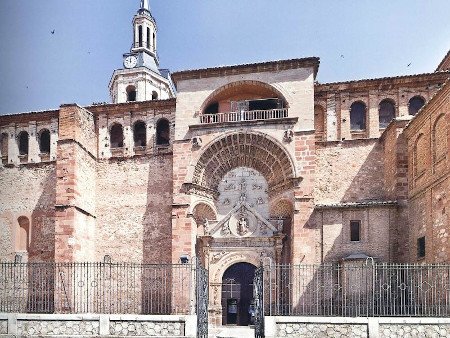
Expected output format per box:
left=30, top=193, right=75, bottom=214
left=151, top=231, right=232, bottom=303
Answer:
left=326, top=93, right=337, bottom=141
left=340, top=92, right=350, bottom=140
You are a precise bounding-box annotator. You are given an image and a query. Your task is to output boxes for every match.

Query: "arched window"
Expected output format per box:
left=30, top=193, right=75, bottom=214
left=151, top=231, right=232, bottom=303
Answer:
left=17, top=216, right=30, bottom=253
left=153, top=32, right=156, bottom=49
left=110, top=124, right=124, bottom=148
left=314, top=105, right=325, bottom=139
left=414, top=134, right=427, bottom=177
left=152, top=91, right=158, bottom=100
left=138, top=25, right=143, bottom=47
left=379, top=99, right=396, bottom=129
left=146, top=27, right=150, bottom=49
left=1, top=132, right=8, bottom=162
left=18, top=131, right=29, bottom=155
left=409, top=96, right=425, bottom=116
left=39, top=129, right=51, bottom=153
left=350, top=102, right=366, bottom=131
left=433, top=114, right=447, bottom=164
left=126, top=85, right=137, bottom=102
left=156, top=119, right=170, bottom=145
left=133, top=121, right=147, bottom=147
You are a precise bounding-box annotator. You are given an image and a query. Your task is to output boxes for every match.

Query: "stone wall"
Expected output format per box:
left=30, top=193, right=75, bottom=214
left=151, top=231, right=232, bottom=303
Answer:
left=95, top=155, right=173, bottom=263
left=315, top=139, right=385, bottom=204
left=266, top=316, right=450, bottom=338
left=314, top=206, right=395, bottom=262
left=0, top=163, right=56, bottom=261
left=0, top=314, right=196, bottom=337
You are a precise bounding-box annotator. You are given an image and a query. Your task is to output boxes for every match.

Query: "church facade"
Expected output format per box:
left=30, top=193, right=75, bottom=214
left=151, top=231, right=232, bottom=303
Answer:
left=0, top=1, right=449, bottom=325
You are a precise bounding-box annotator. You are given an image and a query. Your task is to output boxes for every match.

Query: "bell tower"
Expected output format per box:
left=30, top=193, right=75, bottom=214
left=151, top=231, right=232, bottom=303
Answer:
left=109, top=0, right=176, bottom=103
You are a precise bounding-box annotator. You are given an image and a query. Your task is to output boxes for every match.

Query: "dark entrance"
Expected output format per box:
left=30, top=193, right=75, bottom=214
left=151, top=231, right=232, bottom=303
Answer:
left=221, top=262, right=256, bottom=326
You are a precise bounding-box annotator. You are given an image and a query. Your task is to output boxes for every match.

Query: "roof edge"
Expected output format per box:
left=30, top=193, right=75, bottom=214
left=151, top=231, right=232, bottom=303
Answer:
left=171, top=57, right=320, bottom=84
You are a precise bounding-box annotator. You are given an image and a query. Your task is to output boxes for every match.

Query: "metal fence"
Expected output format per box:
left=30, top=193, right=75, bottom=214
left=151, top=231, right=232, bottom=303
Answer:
left=263, top=262, right=450, bottom=317
left=0, top=262, right=194, bottom=315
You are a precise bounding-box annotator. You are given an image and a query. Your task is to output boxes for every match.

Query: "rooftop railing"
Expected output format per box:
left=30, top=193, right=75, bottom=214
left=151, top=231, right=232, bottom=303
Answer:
left=200, top=108, right=288, bottom=124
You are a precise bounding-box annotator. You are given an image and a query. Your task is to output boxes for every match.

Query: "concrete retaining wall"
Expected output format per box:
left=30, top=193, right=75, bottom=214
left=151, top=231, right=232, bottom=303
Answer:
left=265, top=316, right=450, bottom=338
left=0, top=313, right=196, bottom=337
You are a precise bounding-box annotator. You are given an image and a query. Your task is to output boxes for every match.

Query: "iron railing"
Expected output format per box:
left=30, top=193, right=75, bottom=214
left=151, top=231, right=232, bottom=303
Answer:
left=263, top=263, right=450, bottom=317
left=0, top=262, right=194, bottom=315
left=200, top=108, right=288, bottom=124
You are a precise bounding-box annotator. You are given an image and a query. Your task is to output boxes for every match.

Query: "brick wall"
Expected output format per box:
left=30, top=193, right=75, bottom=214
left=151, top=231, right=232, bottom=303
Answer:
left=315, top=72, right=448, bottom=141
left=404, top=81, right=449, bottom=263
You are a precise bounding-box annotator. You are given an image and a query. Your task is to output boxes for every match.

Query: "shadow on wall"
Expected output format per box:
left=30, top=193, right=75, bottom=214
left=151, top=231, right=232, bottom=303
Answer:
left=27, top=166, right=57, bottom=262
left=142, top=155, right=173, bottom=264
left=341, top=141, right=386, bottom=203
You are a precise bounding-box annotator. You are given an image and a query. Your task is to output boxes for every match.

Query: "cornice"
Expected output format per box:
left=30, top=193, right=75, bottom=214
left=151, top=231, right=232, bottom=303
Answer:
left=171, top=57, right=320, bottom=84
left=315, top=71, right=449, bottom=93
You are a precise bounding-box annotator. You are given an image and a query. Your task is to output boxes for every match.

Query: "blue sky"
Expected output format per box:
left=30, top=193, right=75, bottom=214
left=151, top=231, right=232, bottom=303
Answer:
left=0, top=0, right=449, bottom=114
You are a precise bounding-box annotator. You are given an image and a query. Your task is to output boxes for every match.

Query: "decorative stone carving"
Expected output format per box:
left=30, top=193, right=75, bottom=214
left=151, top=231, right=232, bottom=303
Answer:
left=221, top=221, right=231, bottom=236
left=237, top=217, right=249, bottom=236
left=283, top=128, right=294, bottom=142
left=192, top=136, right=202, bottom=148
left=211, top=251, right=227, bottom=263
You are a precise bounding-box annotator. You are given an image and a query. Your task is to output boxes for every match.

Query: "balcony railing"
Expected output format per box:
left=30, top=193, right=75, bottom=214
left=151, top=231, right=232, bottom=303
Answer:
left=200, top=108, right=288, bottom=124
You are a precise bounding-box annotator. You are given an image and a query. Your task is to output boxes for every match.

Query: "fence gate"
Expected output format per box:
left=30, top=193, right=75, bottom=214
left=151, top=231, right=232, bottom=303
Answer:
left=196, top=260, right=209, bottom=338
left=253, top=265, right=264, bottom=338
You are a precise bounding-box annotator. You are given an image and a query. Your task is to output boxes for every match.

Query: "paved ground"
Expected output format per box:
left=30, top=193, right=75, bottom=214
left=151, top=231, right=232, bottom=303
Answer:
left=210, top=325, right=254, bottom=338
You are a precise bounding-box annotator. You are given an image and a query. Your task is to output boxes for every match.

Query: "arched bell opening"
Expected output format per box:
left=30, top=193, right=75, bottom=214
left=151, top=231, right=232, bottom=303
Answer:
left=221, top=262, right=257, bottom=326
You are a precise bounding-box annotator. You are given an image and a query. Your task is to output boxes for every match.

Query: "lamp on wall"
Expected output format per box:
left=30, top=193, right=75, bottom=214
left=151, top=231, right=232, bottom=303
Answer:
left=180, top=254, right=190, bottom=264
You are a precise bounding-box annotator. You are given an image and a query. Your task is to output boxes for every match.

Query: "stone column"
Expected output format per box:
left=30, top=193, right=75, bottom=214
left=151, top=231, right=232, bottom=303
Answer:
left=326, top=93, right=337, bottom=141
left=368, top=90, right=380, bottom=138
left=50, top=118, right=59, bottom=161
left=28, top=121, right=39, bottom=163
left=340, top=92, right=350, bottom=140
left=7, top=124, right=18, bottom=165
left=123, top=112, right=133, bottom=156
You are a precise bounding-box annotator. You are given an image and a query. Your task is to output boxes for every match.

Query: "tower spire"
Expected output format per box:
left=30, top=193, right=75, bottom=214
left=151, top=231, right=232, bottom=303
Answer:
left=140, top=0, right=150, bottom=12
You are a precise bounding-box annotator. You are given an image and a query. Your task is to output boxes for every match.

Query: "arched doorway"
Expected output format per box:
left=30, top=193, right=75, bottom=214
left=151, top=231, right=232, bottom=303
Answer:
left=221, top=262, right=256, bottom=326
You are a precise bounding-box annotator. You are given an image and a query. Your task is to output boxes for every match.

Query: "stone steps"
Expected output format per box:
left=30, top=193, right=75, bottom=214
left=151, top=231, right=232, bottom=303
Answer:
left=210, top=325, right=254, bottom=338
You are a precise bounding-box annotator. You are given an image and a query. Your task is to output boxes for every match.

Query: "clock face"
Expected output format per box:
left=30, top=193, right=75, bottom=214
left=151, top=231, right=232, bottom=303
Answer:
left=124, top=55, right=138, bottom=69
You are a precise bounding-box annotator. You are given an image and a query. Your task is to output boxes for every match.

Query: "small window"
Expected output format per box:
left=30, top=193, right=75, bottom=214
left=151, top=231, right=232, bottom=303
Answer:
left=110, top=124, right=124, bottom=148
left=126, top=85, right=137, bottom=102
left=134, top=121, right=146, bottom=147
left=146, top=27, right=150, bottom=49
left=156, top=119, right=170, bottom=145
left=138, top=25, right=143, bottom=47
left=18, top=131, right=29, bottom=155
left=153, top=32, right=156, bottom=48
left=379, top=99, right=396, bottom=129
left=417, top=236, right=426, bottom=259
left=350, top=102, right=366, bottom=131
left=350, top=220, right=361, bottom=242
left=409, top=96, right=425, bottom=116
left=152, top=91, right=158, bottom=100
left=39, top=129, right=51, bottom=153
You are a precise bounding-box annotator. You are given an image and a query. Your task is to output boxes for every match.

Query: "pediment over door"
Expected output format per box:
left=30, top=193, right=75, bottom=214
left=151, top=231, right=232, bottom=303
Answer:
left=205, top=202, right=282, bottom=238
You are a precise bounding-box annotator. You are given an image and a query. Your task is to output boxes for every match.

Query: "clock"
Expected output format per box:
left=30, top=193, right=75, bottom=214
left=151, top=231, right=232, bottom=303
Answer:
left=124, top=55, right=138, bottom=69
